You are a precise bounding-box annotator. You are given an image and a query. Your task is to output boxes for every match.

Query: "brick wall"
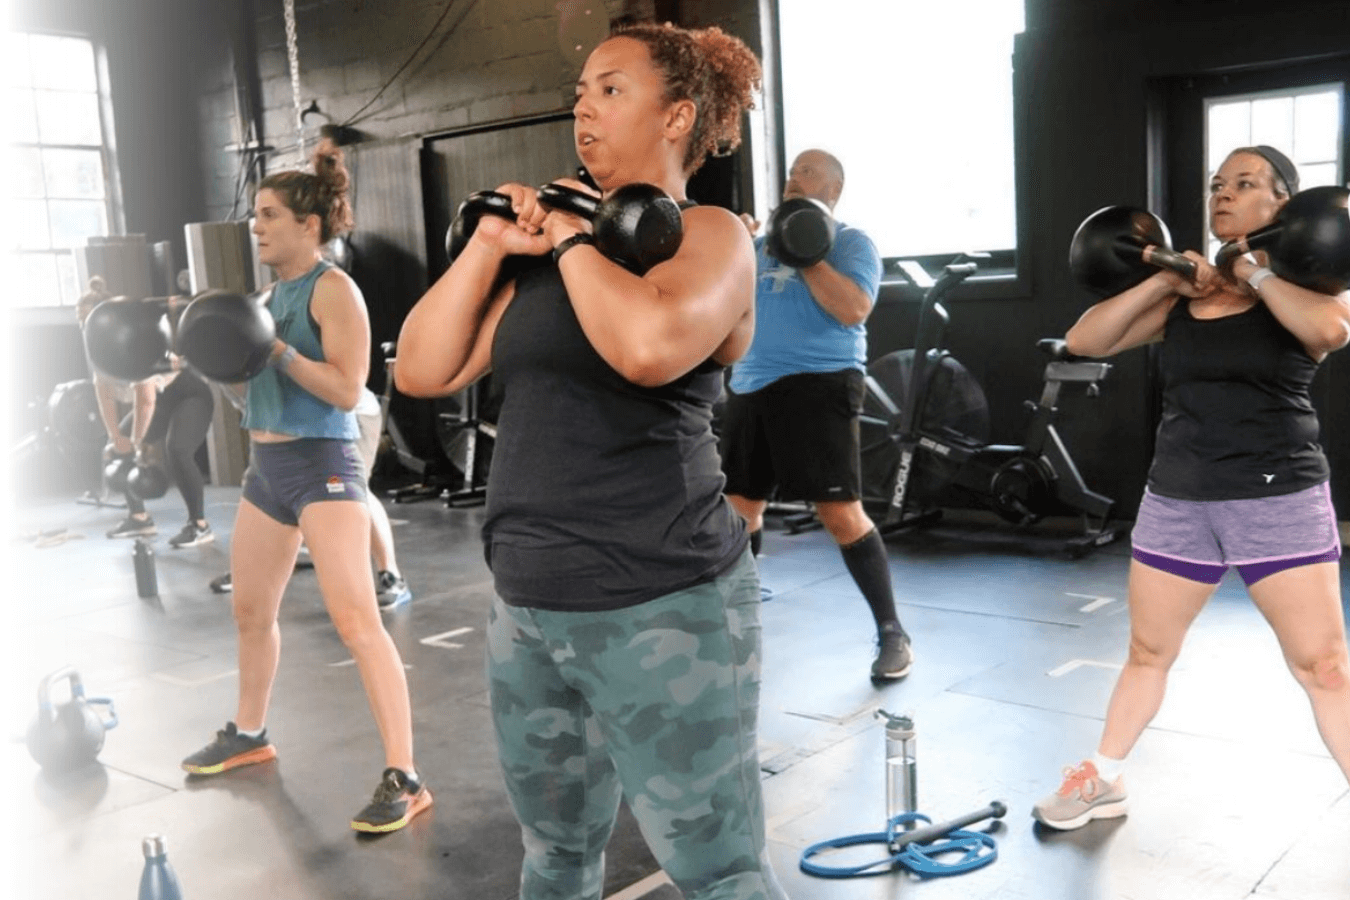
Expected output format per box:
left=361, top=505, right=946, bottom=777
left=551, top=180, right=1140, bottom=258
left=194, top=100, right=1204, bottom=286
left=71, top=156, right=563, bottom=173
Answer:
left=195, top=0, right=691, bottom=221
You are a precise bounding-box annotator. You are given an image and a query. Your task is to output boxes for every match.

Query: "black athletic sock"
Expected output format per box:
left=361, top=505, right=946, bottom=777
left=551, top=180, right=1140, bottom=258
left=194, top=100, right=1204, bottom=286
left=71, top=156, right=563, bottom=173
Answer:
left=840, top=527, right=904, bottom=636
left=749, top=528, right=762, bottom=557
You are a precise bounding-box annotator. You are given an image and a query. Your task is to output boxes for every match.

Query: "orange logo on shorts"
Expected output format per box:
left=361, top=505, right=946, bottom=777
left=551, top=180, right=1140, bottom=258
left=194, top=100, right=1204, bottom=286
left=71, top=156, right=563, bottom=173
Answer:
left=325, top=476, right=345, bottom=495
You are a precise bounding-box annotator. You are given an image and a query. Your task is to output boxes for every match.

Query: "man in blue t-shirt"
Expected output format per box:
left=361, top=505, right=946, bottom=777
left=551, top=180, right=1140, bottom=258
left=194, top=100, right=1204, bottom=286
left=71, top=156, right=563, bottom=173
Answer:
left=720, top=149, right=912, bottom=682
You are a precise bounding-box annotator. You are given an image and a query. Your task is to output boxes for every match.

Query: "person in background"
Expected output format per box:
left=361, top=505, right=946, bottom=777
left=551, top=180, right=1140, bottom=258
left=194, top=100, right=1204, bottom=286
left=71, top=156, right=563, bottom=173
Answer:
left=721, top=149, right=912, bottom=683
left=181, top=140, right=431, bottom=834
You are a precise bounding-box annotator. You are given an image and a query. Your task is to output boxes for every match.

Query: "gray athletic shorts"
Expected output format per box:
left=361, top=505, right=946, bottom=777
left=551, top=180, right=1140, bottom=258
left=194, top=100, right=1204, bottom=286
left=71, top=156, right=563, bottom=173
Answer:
left=242, top=438, right=369, bottom=526
left=1131, top=483, right=1341, bottom=586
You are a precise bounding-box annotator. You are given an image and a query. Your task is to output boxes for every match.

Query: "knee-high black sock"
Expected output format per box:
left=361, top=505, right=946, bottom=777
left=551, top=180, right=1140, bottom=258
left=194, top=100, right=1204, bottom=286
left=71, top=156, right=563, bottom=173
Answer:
left=840, top=528, right=903, bottom=635
left=749, top=528, right=762, bottom=557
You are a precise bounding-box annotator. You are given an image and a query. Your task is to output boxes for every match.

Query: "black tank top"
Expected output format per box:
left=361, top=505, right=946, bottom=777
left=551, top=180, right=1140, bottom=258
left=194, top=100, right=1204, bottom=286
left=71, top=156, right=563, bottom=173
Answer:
left=1149, top=299, right=1328, bottom=500
left=483, top=264, right=747, bottom=611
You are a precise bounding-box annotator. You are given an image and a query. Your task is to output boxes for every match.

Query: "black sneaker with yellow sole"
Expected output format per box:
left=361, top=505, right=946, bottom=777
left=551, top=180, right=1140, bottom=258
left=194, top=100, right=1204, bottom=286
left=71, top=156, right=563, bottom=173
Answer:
left=181, top=722, right=277, bottom=775
left=351, top=767, right=433, bottom=833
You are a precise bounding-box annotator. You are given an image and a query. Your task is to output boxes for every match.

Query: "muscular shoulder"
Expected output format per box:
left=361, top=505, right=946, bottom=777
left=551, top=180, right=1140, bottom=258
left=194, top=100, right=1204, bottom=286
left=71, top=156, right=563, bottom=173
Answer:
left=677, top=204, right=756, bottom=272
left=683, top=204, right=751, bottom=242
left=312, top=265, right=363, bottom=307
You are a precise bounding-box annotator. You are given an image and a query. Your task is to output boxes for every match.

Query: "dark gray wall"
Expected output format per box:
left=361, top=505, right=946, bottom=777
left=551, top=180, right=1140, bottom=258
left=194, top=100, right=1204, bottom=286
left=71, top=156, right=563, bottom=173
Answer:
left=14, top=0, right=1350, bottom=516
left=1007, top=0, right=1350, bottom=516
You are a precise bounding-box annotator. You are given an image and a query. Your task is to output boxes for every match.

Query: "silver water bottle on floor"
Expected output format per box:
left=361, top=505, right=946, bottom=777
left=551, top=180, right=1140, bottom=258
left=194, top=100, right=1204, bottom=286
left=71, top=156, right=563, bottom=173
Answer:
left=877, top=709, right=917, bottom=844
left=138, top=834, right=183, bottom=900
left=133, top=537, right=158, bottom=598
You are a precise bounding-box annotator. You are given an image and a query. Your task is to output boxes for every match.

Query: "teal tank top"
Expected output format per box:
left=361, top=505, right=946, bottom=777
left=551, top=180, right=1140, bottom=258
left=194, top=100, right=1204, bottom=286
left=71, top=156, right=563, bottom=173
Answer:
left=243, top=260, right=358, bottom=440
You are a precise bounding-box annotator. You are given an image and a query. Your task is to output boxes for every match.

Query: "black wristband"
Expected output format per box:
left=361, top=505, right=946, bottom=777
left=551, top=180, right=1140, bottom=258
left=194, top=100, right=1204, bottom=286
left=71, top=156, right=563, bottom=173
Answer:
left=553, top=232, right=596, bottom=264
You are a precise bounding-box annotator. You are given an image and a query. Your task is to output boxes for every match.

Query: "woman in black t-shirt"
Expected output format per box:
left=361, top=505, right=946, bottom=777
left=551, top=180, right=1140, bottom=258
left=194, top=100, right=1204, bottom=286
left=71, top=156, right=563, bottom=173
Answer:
left=1033, top=146, right=1350, bottom=831
left=399, top=23, right=788, bottom=900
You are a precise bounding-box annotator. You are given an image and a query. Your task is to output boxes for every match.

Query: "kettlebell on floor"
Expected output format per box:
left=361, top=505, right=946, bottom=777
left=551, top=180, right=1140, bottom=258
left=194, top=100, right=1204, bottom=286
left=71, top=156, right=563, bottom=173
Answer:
left=26, top=666, right=119, bottom=773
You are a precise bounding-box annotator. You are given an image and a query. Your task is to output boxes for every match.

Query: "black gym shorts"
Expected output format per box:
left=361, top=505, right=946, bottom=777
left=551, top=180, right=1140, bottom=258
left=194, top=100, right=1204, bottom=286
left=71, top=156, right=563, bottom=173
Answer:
left=719, top=369, right=864, bottom=503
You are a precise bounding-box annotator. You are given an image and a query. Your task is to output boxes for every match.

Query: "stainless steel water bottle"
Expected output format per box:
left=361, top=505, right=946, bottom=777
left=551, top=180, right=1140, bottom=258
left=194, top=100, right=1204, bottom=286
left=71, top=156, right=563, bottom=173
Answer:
left=877, top=709, right=917, bottom=844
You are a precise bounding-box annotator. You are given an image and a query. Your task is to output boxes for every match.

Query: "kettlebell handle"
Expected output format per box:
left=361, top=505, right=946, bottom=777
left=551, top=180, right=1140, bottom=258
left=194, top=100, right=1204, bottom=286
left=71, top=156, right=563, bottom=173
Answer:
left=37, top=666, right=85, bottom=710
left=84, top=696, right=119, bottom=731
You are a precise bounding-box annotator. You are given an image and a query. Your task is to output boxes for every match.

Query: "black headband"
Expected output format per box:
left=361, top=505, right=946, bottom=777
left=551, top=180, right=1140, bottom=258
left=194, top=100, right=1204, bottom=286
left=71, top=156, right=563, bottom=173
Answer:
left=1249, top=145, right=1300, bottom=196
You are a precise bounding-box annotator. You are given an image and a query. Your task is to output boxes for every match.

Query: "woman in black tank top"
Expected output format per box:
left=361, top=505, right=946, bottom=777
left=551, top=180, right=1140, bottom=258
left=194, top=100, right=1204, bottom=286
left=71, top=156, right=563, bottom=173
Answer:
left=1032, top=147, right=1350, bottom=830
left=399, top=23, right=792, bottom=900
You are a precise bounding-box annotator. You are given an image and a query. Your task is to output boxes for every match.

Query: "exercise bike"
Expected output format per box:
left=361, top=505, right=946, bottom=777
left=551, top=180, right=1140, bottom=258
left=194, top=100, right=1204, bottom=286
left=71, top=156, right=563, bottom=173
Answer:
left=859, top=259, right=1121, bottom=557
left=377, top=342, right=495, bottom=507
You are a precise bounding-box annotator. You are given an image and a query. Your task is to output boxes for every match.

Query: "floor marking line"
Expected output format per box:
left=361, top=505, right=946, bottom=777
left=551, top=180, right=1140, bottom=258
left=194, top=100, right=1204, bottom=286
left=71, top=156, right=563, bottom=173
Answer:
left=1047, top=658, right=1123, bottom=678
left=606, top=870, right=672, bottom=900
left=420, top=626, right=474, bottom=649
left=328, top=659, right=413, bottom=669
left=152, top=669, right=238, bottom=687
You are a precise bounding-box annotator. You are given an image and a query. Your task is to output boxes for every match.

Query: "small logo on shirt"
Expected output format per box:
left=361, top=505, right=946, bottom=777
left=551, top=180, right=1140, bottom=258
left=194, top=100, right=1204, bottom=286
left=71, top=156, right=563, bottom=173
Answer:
left=762, top=264, right=796, bottom=293
left=1262, top=474, right=1276, bottom=484
left=325, top=476, right=346, bottom=494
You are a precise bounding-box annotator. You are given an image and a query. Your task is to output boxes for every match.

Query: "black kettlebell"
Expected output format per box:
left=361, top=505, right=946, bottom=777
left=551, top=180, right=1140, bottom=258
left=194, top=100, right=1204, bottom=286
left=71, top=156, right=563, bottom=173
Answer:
left=446, top=190, right=517, bottom=262
left=446, top=182, right=684, bottom=275
left=175, top=289, right=277, bottom=382
left=26, top=667, right=119, bottom=773
left=104, top=453, right=136, bottom=492
left=537, top=182, right=684, bottom=274
left=1068, top=205, right=1198, bottom=297
left=1215, top=185, right=1350, bottom=295
left=127, top=461, right=170, bottom=500
left=765, top=197, right=835, bottom=268
left=83, top=298, right=174, bottom=383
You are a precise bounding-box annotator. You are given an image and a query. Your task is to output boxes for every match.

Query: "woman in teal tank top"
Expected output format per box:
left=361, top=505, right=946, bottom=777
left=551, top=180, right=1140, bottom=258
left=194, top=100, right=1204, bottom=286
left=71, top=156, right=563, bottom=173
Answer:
left=179, top=140, right=431, bottom=834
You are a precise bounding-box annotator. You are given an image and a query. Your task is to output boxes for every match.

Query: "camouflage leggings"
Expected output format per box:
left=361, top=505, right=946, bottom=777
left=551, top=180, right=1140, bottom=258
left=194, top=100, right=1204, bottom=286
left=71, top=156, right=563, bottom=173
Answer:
left=486, top=549, right=787, bottom=900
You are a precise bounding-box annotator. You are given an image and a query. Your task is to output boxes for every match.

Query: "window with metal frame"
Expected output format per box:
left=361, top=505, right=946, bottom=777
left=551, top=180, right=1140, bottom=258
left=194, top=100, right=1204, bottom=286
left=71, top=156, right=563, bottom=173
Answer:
left=9, top=31, right=118, bottom=307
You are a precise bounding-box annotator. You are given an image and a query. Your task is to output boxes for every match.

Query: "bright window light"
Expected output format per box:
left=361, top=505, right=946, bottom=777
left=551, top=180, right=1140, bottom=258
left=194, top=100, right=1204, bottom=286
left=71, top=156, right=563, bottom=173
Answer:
left=776, top=0, right=1025, bottom=259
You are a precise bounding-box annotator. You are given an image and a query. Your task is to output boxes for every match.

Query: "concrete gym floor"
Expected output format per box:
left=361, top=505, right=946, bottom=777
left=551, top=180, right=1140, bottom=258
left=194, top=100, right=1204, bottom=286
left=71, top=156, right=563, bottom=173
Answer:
left=5, top=485, right=1349, bottom=900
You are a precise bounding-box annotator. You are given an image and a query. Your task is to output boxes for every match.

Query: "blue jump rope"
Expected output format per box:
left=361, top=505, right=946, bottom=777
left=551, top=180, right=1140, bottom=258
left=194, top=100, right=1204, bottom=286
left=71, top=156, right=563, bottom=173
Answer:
left=799, top=802, right=1006, bottom=878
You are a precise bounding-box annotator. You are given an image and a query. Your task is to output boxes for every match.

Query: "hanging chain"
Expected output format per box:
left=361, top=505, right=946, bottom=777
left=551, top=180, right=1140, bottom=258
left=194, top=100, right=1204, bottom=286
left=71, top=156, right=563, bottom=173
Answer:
left=283, top=0, right=305, bottom=163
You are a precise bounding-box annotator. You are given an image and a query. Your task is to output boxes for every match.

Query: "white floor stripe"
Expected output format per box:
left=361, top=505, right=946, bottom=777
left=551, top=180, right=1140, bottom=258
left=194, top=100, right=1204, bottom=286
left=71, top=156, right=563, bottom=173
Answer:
left=1047, top=658, right=1123, bottom=678
left=419, top=626, right=474, bottom=649
left=605, top=870, right=672, bottom=900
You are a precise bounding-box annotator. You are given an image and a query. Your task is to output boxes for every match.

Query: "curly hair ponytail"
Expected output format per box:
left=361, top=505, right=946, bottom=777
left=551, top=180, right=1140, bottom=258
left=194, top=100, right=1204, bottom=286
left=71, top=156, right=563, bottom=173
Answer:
left=613, top=22, right=762, bottom=175
left=258, top=138, right=354, bottom=243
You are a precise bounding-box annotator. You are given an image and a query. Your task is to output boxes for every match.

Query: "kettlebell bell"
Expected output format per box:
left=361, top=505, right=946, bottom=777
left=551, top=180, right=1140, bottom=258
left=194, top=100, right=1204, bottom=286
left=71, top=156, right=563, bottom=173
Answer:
left=26, top=666, right=119, bottom=773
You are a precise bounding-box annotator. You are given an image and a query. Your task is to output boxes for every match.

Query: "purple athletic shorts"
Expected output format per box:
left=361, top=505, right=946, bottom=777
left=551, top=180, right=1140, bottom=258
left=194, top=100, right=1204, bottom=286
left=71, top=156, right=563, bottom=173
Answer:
left=242, top=438, right=368, bottom=526
left=1131, top=483, right=1341, bottom=586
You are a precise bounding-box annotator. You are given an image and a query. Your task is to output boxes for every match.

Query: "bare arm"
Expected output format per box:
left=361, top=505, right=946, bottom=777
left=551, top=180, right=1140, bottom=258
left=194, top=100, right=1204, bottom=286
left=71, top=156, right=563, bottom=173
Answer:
left=1065, top=251, right=1216, bottom=357
left=799, top=260, right=874, bottom=327
left=93, top=374, right=132, bottom=453
left=551, top=204, right=756, bottom=386
left=395, top=194, right=551, bottom=397
left=130, top=380, right=157, bottom=446
left=1229, top=257, right=1350, bottom=361
left=274, top=268, right=370, bottom=410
